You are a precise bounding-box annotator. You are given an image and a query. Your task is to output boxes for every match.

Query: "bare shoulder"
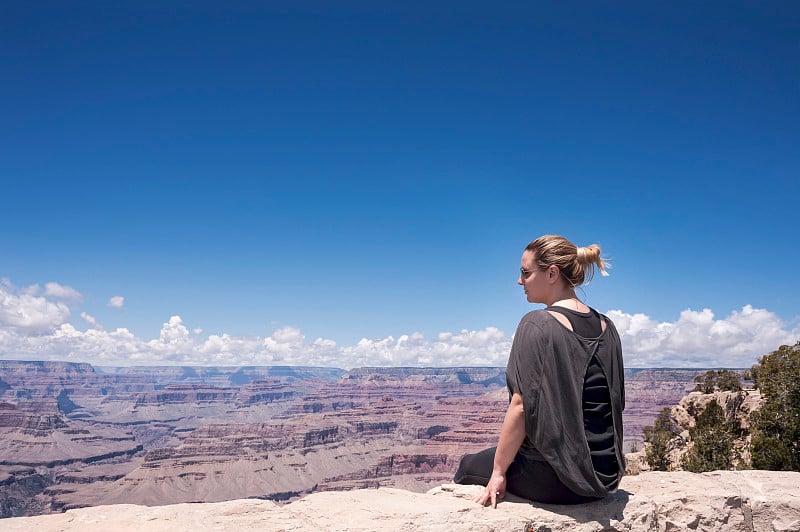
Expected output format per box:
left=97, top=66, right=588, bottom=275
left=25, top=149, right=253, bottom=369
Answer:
left=546, top=310, right=573, bottom=331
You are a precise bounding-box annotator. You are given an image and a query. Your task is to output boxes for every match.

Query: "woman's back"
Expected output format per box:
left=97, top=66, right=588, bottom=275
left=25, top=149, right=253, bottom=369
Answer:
left=505, top=309, right=625, bottom=498
left=546, top=305, right=620, bottom=490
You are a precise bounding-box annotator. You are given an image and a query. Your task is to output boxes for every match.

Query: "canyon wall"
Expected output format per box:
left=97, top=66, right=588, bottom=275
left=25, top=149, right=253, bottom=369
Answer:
left=0, top=361, right=708, bottom=517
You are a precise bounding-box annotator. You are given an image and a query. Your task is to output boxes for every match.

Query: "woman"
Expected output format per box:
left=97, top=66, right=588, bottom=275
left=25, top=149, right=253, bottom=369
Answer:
left=454, top=235, right=625, bottom=507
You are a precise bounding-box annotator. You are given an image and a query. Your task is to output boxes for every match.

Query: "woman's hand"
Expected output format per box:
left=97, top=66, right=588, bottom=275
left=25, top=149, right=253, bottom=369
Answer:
left=472, top=470, right=507, bottom=508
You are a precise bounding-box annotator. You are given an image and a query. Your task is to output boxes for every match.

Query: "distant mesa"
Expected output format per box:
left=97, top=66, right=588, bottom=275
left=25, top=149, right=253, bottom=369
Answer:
left=0, top=359, right=707, bottom=518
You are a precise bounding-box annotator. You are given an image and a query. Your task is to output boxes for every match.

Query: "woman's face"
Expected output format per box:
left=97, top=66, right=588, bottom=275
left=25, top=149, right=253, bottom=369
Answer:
left=518, top=250, right=547, bottom=304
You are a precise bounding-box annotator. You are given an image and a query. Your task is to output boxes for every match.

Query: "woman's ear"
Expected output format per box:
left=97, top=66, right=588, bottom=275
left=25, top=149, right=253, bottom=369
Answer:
left=547, top=265, right=559, bottom=283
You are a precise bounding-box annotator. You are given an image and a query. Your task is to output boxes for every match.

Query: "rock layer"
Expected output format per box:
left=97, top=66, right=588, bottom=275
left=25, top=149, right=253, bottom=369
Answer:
left=1, top=471, right=798, bottom=531
left=632, top=388, right=764, bottom=474
left=0, top=361, right=710, bottom=518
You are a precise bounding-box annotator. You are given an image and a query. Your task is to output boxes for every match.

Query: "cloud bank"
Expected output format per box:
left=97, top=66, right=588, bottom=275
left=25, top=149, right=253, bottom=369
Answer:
left=0, top=279, right=797, bottom=369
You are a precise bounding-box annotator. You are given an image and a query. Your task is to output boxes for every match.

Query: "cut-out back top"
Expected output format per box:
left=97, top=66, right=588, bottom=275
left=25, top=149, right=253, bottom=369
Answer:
left=545, top=306, right=619, bottom=490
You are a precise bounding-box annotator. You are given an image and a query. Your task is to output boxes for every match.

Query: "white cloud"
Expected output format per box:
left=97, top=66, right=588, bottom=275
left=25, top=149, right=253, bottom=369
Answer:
left=43, top=282, right=83, bottom=301
left=107, top=296, right=125, bottom=309
left=607, top=305, right=800, bottom=367
left=0, top=282, right=71, bottom=334
left=80, top=312, right=103, bottom=330
left=20, top=284, right=42, bottom=296
left=0, top=278, right=797, bottom=369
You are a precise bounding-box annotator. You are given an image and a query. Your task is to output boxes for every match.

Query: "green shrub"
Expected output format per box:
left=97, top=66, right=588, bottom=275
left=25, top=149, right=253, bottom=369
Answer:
left=681, top=399, right=736, bottom=472
left=750, top=341, right=800, bottom=471
left=643, top=407, right=679, bottom=471
left=692, top=369, right=742, bottom=394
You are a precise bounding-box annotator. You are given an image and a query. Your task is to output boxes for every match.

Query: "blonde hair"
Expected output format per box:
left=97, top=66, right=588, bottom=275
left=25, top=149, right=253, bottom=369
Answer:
left=525, top=235, right=609, bottom=287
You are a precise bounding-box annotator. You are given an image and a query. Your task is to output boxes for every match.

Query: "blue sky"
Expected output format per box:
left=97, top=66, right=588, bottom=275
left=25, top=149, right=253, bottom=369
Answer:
left=1, top=2, right=798, bottom=368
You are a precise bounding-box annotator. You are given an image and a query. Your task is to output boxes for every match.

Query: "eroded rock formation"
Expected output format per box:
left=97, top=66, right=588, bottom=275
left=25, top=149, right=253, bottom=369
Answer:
left=0, top=361, right=710, bottom=518
left=631, top=388, right=764, bottom=474
left=0, top=361, right=342, bottom=517
left=1, top=472, right=798, bottom=531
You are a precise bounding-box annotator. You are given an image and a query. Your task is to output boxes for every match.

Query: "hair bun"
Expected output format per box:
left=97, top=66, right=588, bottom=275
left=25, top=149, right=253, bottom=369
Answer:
left=576, top=245, right=594, bottom=265
left=525, top=235, right=610, bottom=286
left=576, top=244, right=608, bottom=278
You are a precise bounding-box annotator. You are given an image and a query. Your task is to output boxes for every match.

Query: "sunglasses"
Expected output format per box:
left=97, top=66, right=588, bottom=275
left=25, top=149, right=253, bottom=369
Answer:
left=519, top=267, right=539, bottom=279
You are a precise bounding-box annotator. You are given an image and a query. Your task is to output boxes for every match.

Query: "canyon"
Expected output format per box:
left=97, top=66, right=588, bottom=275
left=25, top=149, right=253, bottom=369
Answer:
left=0, top=360, right=704, bottom=518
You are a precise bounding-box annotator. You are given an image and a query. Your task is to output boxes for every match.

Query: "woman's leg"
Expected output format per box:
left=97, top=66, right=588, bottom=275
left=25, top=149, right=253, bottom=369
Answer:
left=453, top=446, right=496, bottom=485
left=455, top=448, right=599, bottom=505
left=505, top=455, right=600, bottom=505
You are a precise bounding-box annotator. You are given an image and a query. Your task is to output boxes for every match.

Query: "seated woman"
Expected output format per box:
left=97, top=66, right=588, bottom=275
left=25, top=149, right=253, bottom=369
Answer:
left=455, top=234, right=625, bottom=507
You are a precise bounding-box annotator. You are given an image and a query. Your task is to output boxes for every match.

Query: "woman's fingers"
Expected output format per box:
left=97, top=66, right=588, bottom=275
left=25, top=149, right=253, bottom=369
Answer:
left=473, top=487, right=490, bottom=506
left=471, top=486, right=504, bottom=508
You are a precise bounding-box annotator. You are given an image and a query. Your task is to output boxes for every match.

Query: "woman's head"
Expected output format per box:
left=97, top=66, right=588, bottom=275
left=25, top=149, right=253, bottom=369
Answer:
left=523, top=235, right=609, bottom=289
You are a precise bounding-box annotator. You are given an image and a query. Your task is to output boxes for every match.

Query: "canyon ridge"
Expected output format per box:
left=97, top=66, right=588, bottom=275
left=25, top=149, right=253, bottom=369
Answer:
left=0, top=360, right=709, bottom=518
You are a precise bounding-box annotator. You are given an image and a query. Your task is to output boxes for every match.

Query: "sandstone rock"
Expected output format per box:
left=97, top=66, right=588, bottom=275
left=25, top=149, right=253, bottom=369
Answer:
left=642, top=389, right=763, bottom=471
left=623, top=369, right=707, bottom=451
left=1, top=471, right=798, bottom=531
left=0, top=362, right=340, bottom=517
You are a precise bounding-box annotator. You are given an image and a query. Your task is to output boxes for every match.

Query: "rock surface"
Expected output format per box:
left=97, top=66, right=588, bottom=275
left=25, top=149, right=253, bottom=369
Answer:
left=622, top=369, right=707, bottom=451
left=631, top=389, right=764, bottom=474
left=1, top=471, right=798, bottom=531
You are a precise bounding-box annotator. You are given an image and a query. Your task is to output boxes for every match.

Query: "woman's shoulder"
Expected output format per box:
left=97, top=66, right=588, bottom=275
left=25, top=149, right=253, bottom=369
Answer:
left=518, top=309, right=555, bottom=327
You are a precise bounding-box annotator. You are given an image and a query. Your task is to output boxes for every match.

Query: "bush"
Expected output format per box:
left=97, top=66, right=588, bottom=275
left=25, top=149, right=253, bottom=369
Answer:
left=643, top=407, right=680, bottom=471
left=750, top=341, right=800, bottom=471
left=681, top=399, right=736, bottom=472
left=692, top=370, right=742, bottom=394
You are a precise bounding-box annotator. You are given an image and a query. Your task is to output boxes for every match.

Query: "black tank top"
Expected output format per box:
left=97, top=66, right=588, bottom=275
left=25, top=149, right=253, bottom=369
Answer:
left=546, top=306, right=619, bottom=489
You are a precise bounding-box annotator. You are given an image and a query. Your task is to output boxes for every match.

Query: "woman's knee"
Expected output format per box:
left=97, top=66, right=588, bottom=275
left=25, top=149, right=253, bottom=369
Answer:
left=453, top=447, right=496, bottom=485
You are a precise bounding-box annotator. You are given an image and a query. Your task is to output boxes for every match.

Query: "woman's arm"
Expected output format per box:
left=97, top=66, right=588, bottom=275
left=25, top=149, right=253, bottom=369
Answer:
left=472, top=391, right=526, bottom=508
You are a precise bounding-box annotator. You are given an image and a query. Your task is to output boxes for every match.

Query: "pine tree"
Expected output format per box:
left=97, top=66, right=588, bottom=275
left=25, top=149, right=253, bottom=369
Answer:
left=750, top=341, right=800, bottom=471
left=692, top=370, right=742, bottom=394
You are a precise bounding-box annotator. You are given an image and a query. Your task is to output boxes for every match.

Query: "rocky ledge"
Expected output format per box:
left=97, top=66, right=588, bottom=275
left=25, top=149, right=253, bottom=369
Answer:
left=1, top=471, right=798, bottom=531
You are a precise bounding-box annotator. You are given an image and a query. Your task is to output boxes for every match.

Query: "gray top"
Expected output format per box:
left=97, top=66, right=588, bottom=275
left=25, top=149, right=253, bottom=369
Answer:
left=505, top=309, right=626, bottom=498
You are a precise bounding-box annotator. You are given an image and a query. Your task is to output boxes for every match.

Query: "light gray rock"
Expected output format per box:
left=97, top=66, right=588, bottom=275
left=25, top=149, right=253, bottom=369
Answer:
left=0, top=471, right=798, bottom=531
